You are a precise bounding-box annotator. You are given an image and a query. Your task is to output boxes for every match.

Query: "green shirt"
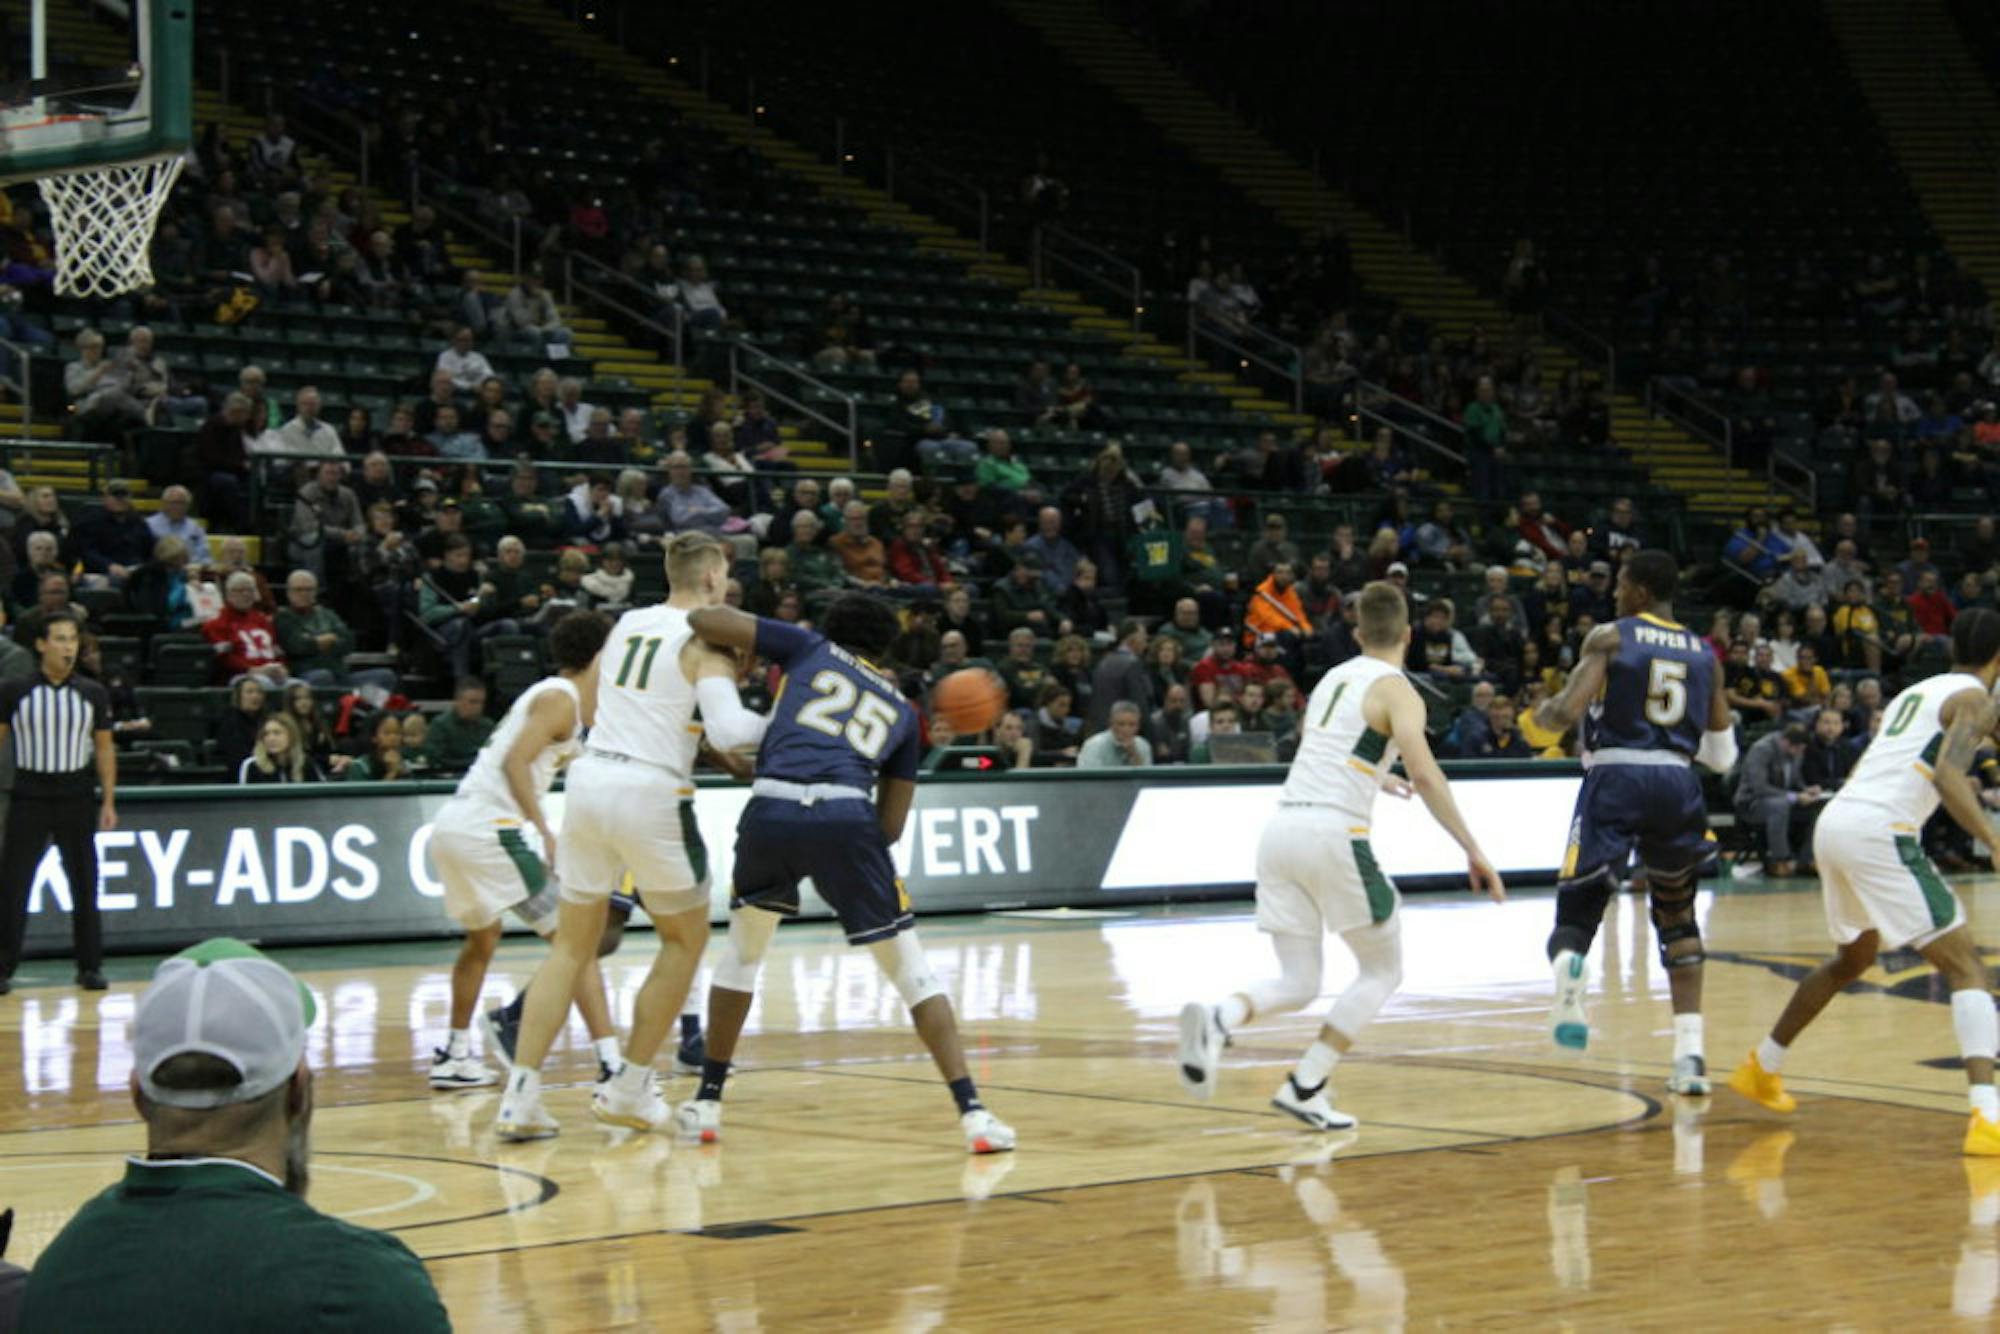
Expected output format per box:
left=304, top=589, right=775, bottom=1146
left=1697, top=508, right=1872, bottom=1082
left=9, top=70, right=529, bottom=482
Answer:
left=975, top=455, right=1032, bottom=490
left=426, top=710, right=495, bottom=774
left=788, top=542, right=845, bottom=593
left=272, top=606, right=355, bottom=679
left=22, top=1158, right=449, bottom=1333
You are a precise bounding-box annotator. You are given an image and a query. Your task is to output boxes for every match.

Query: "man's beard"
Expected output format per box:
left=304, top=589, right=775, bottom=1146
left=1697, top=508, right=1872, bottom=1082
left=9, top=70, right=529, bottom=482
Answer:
left=283, top=1114, right=311, bottom=1197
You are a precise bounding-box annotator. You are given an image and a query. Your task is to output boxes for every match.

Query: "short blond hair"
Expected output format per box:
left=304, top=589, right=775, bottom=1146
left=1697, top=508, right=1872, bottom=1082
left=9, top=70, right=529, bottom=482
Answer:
left=1355, top=581, right=1409, bottom=649
left=665, top=531, right=726, bottom=588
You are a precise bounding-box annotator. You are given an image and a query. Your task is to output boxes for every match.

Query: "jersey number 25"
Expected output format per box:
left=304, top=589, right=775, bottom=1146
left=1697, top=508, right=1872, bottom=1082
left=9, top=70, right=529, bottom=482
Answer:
left=797, top=670, right=897, bottom=759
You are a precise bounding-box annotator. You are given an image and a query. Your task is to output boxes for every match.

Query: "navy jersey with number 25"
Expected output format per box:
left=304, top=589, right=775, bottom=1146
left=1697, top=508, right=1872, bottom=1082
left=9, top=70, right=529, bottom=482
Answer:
left=753, top=619, right=921, bottom=790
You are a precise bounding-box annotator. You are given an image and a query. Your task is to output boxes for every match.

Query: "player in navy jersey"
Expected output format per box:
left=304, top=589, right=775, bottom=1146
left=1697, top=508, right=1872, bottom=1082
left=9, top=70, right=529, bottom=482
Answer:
left=1532, top=550, right=1737, bottom=1094
left=672, top=594, right=1017, bottom=1155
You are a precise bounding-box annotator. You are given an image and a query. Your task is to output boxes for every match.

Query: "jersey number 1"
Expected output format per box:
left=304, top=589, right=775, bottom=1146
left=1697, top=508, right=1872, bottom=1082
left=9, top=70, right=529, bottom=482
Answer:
left=1645, top=659, right=1688, bottom=726
left=797, top=670, right=896, bottom=759
left=614, top=635, right=664, bottom=689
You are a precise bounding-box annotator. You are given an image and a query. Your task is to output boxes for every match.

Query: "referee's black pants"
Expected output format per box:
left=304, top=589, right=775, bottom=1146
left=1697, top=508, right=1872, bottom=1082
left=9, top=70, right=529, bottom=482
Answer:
left=0, top=792, right=100, bottom=978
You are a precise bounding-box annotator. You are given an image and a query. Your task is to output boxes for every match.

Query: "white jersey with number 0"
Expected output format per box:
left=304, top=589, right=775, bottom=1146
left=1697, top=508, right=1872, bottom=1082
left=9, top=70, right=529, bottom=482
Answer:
left=1830, top=672, right=1987, bottom=827
left=442, top=676, right=581, bottom=825
left=1282, top=654, right=1403, bottom=816
left=586, top=604, right=701, bottom=782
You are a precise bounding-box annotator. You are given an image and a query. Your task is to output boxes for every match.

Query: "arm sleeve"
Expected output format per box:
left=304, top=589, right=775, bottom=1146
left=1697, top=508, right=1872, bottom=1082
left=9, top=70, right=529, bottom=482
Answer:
left=1695, top=726, right=1738, bottom=775
left=695, top=675, right=770, bottom=752
left=753, top=618, right=818, bottom=668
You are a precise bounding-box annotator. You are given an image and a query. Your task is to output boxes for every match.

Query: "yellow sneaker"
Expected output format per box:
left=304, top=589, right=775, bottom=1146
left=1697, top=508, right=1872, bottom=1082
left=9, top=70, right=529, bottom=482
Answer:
left=1964, top=1112, right=2000, bottom=1157
left=1726, top=1052, right=1797, bottom=1113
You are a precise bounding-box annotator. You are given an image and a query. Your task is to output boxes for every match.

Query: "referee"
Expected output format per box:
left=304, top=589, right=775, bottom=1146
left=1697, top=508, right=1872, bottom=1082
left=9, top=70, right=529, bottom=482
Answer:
left=0, top=612, right=117, bottom=993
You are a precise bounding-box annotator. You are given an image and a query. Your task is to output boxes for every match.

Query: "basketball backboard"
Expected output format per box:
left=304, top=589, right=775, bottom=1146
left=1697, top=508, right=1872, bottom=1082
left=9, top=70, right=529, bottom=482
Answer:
left=0, top=0, right=191, bottom=183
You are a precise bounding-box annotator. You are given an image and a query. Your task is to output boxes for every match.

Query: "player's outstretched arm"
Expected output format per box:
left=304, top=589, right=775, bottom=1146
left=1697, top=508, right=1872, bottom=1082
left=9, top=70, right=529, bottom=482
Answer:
left=685, top=639, right=770, bottom=752
left=688, top=605, right=760, bottom=652
left=502, top=689, right=580, bottom=849
left=1934, top=687, right=2000, bottom=854
left=1695, top=655, right=1739, bottom=773
left=1378, top=675, right=1505, bottom=901
left=1532, top=622, right=1619, bottom=734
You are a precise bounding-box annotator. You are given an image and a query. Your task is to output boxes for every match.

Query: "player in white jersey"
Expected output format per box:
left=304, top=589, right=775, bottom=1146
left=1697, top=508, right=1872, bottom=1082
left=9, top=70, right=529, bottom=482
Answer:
left=1730, top=608, right=2000, bottom=1156
left=425, top=610, right=621, bottom=1090
left=498, top=534, right=769, bottom=1141
left=1177, top=583, right=1505, bottom=1129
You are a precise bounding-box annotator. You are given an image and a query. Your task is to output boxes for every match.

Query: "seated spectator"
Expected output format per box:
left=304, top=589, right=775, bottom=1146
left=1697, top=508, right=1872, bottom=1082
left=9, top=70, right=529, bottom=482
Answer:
left=556, top=377, right=594, bottom=443
left=145, top=484, right=212, bottom=569
left=1189, top=628, right=1254, bottom=708
left=672, top=255, right=728, bottom=330
left=1023, top=506, right=1081, bottom=593
left=830, top=501, right=890, bottom=587
left=1240, top=634, right=1298, bottom=692
left=996, top=627, right=1049, bottom=711
left=656, top=451, right=733, bottom=534
left=1514, top=491, right=1572, bottom=563
left=65, top=327, right=147, bottom=438
left=1471, top=594, right=1527, bottom=692
left=1763, top=547, right=1826, bottom=614
left=210, top=535, right=274, bottom=610
left=1031, top=682, right=1082, bottom=765
left=272, top=386, right=342, bottom=460
left=1412, top=500, right=1472, bottom=568
left=1049, top=633, right=1096, bottom=719
left=276, top=569, right=394, bottom=692
left=425, top=404, right=480, bottom=462
left=1159, top=597, right=1212, bottom=660
left=117, top=325, right=201, bottom=421
left=563, top=473, right=624, bottom=546
left=1058, top=559, right=1111, bottom=638
left=196, top=393, right=258, bottom=529
left=343, top=712, right=411, bottom=782
left=21, top=942, right=449, bottom=1331
left=502, top=272, right=570, bottom=344
left=887, top=510, right=950, bottom=591
left=1407, top=599, right=1479, bottom=681
left=1245, top=515, right=1302, bottom=584
left=977, top=430, right=1032, bottom=491
left=888, top=598, right=942, bottom=674
left=423, top=678, right=493, bottom=776
left=1802, top=706, right=1856, bottom=794
left=1188, top=699, right=1244, bottom=764
left=76, top=481, right=150, bottom=587
left=1149, top=682, right=1194, bottom=763
left=1726, top=640, right=1786, bottom=723
left=204, top=572, right=286, bottom=685
left=1077, top=700, right=1152, bottom=768
left=1444, top=681, right=1499, bottom=756
left=127, top=535, right=197, bottom=631
left=1735, top=723, right=1825, bottom=877
left=703, top=422, right=758, bottom=512
left=582, top=541, right=635, bottom=611
left=420, top=535, right=519, bottom=678
left=1780, top=643, right=1834, bottom=720
left=213, top=675, right=271, bottom=776
left=288, top=459, right=365, bottom=580
left=939, top=584, right=988, bottom=646
left=1244, top=559, right=1310, bottom=653
left=1908, top=568, right=1957, bottom=639
left=811, top=292, right=876, bottom=371
left=738, top=392, right=787, bottom=470
left=784, top=511, right=845, bottom=593
left=240, top=713, right=324, bottom=784
left=13, top=569, right=81, bottom=646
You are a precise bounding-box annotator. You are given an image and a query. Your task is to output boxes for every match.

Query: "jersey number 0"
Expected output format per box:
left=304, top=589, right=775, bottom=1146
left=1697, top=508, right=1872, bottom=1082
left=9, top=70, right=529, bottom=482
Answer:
left=796, top=670, right=897, bottom=758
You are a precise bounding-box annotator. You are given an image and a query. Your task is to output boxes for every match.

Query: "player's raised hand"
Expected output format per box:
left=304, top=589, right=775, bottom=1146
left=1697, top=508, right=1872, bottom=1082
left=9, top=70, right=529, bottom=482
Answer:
left=1468, top=852, right=1506, bottom=903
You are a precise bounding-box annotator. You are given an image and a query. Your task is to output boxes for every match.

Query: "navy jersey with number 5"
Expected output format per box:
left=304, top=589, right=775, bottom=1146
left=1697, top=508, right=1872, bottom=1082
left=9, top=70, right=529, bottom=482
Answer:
left=752, top=619, right=922, bottom=789
left=1585, top=614, right=1714, bottom=758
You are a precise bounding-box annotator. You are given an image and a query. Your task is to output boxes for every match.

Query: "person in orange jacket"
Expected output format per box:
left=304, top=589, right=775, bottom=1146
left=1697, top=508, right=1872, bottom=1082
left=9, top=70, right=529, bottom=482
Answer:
left=1244, top=560, right=1311, bottom=676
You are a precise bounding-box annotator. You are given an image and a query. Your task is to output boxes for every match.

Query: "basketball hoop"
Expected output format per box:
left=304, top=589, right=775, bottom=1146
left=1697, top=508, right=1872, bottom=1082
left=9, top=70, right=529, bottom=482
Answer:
left=34, top=153, right=183, bottom=299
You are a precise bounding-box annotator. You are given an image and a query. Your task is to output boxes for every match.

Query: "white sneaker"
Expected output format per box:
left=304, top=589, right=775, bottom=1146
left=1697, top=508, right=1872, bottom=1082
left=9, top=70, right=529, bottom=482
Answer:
left=962, top=1108, right=1016, bottom=1154
left=591, top=1065, right=671, bottom=1132
left=674, top=1097, right=723, bottom=1144
left=1551, top=950, right=1590, bottom=1050
left=1667, top=1053, right=1711, bottom=1096
left=1177, top=1002, right=1225, bottom=1100
left=429, top=1048, right=499, bottom=1090
left=495, top=1091, right=559, bottom=1142
left=1270, top=1075, right=1358, bottom=1131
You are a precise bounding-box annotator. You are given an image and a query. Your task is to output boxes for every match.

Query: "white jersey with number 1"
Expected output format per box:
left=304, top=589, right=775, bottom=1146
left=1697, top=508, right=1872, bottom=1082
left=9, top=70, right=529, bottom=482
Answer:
left=1282, top=654, right=1404, bottom=818
left=1830, top=672, right=1987, bottom=828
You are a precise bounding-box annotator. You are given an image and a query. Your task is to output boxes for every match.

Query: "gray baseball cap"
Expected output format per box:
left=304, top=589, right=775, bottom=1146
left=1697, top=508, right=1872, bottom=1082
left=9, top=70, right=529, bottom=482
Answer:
left=133, top=938, right=317, bottom=1109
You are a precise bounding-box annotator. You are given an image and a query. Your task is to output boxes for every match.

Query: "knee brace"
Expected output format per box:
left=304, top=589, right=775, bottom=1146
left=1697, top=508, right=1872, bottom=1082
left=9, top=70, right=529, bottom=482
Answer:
left=713, top=906, right=780, bottom=993
left=1647, top=869, right=1704, bottom=970
left=1328, top=916, right=1403, bottom=1041
left=1548, top=866, right=1614, bottom=960
left=869, top=929, right=946, bottom=1009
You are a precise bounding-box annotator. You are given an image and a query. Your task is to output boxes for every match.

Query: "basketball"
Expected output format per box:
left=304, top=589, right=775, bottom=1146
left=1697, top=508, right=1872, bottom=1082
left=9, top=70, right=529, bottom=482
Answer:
left=931, top=667, right=1008, bottom=735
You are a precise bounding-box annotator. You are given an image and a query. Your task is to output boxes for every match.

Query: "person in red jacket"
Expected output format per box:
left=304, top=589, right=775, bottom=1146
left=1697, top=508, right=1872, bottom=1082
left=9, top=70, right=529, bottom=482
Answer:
left=1907, top=568, right=1958, bottom=639
left=1515, top=491, right=1573, bottom=562
left=886, top=509, right=952, bottom=591
left=204, top=571, right=287, bottom=684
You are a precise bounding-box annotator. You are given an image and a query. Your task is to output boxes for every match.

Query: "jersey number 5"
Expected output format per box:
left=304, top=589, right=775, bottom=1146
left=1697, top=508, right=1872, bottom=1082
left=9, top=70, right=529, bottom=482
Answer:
left=1646, top=658, right=1688, bottom=726
left=796, top=670, right=896, bottom=759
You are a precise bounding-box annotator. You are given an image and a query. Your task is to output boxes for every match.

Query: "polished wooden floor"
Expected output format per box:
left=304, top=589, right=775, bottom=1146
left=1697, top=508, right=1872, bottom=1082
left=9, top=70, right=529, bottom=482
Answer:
left=5, top=876, right=2000, bottom=1329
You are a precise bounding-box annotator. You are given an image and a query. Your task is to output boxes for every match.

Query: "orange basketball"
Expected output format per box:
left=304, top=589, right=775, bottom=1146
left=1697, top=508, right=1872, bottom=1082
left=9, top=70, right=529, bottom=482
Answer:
left=932, top=667, right=1009, bottom=735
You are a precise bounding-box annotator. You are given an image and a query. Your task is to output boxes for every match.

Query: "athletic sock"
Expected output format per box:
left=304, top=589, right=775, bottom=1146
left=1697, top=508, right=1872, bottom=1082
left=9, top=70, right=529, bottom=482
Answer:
left=1757, top=1035, right=1789, bottom=1074
left=1293, top=1040, right=1340, bottom=1092
left=1673, top=1014, right=1704, bottom=1062
left=505, top=1067, right=540, bottom=1101
left=1955, top=990, right=2000, bottom=1120
left=1216, top=995, right=1251, bottom=1031
left=612, top=1059, right=650, bottom=1093
left=948, top=1075, right=984, bottom=1115
left=446, top=1028, right=470, bottom=1059
left=698, top=1058, right=732, bottom=1103
left=1973, top=1084, right=2000, bottom=1122
left=592, top=1036, right=621, bottom=1068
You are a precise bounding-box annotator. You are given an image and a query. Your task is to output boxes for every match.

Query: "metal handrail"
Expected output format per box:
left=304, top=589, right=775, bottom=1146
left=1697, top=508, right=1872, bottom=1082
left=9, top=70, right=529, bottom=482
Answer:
left=882, top=149, right=990, bottom=254
left=1545, top=310, right=1618, bottom=395
left=0, top=336, right=34, bottom=426
left=563, top=251, right=686, bottom=399
left=1033, top=225, right=1144, bottom=333
left=407, top=159, right=525, bottom=279
left=1186, top=312, right=1302, bottom=413
left=727, top=342, right=860, bottom=468
left=0, top=438, right=115, bottom=492
left=1646, top=376, right=1738, bottom=507
left=276, top=90, right=372, bottom=191
left=1352, top=380, right=1467, bottom=459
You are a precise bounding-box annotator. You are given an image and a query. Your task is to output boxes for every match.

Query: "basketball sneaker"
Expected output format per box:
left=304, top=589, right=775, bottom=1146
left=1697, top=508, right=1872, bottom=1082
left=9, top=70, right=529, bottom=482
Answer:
left=591, top=1065, right=672, bottom=1132
left=674, top=1097, right=723, bottom=1144
left=1177, top=1002, right=1226, bottom=1099
left=429, top=1048, right=499, bottom=1090
left=480, top=997, right=523, bottom=1068
left=674, top=1021, right=706, bottom=1078
left=962, top=1108, right=1016, bottom=1154
left=495, top=1091, right=559, bottom=1142
left=1966, top=1112, right=2000, bottom=1157
left=1726, top=1051, right=1797, bottom=1113
left=1666, top=1054, right=1711, bottom=1096
left=1271, top=1075, right=1358, bottom=1132
left=1550, top=950, right=1589, bottom=1050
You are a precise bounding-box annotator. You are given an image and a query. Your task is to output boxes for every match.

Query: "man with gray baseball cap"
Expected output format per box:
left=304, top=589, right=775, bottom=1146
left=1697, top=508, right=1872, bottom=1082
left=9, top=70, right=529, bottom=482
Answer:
left=22, top=939, right=448, bottom=1332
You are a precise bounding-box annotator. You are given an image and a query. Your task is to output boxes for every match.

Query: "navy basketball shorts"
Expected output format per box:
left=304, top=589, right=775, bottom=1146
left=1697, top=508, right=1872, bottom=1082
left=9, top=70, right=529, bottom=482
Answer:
left=730, top=796, right=913, bottom=945
left=1562, top=764, right=1714, bottom=885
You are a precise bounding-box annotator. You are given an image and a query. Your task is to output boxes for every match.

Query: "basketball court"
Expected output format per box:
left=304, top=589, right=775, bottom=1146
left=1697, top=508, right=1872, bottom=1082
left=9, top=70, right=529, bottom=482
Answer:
left=2, top=878, right=1995, bottom=1327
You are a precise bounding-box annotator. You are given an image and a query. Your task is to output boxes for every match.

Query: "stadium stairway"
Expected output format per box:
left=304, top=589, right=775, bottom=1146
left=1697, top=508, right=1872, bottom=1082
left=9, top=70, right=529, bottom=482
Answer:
left=1826, top=0, right=2000, bottom=311
left=494, top=0, right=1316, bottom=444
left=998, top=0, right=1784, bottom=522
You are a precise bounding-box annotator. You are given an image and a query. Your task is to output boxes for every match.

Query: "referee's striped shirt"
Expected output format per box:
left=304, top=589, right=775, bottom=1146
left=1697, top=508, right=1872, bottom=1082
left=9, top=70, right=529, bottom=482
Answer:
left=0, top=672, right=110, bottom=795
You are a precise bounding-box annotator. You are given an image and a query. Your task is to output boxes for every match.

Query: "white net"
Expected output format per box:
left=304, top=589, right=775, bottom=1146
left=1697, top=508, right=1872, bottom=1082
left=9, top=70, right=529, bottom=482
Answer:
left=35, top=154, right=185, bottom=299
